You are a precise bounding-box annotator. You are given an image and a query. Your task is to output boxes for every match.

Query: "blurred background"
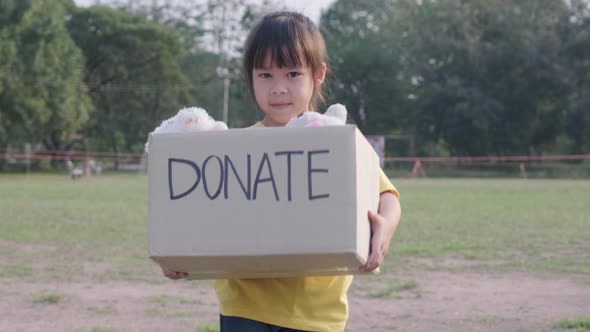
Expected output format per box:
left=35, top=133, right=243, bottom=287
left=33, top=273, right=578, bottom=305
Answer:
left=2, top=3, right=590, bottom=331
left=1, top=0, right=589, bottom=178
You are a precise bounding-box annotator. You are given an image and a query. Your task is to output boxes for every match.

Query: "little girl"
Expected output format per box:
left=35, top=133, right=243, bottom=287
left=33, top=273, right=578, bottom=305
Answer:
left=163, top=11, right=401, bottom=332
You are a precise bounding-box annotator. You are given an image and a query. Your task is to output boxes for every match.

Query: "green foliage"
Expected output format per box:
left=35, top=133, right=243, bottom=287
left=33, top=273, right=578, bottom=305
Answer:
left=116, top=0, right=262, bottom=128
left=179, top=50, right=222, bottom=116
left=322, top=0, right=589, bottom=155
left=405, top=0, right=570, bottom=155
left=66, top=6, right=191, bottom=154
left=1, top=0, right=590, bottom=157
left=0, top=0, right=93, bottom=149
left=321, top=0, right=413, bottom=133
left=564, top=12, right=590, bottom=154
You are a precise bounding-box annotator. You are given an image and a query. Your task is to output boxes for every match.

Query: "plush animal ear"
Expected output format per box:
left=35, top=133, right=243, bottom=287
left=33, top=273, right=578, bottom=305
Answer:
left=325, top=103, right=347, bottom=123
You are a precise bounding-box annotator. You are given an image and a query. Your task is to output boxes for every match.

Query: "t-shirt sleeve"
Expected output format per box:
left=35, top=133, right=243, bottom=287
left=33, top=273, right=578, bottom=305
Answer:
left=379, top=168, right=399, bottom=198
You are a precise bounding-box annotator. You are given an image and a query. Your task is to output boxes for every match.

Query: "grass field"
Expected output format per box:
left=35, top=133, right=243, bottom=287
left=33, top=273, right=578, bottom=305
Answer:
left=391, top=178, right=590, bottom=275
left=0, top=174, right=153, bottom=282
left=1, top=174, right=589, bottom=279
left=1, top=174, right=589, bottom=331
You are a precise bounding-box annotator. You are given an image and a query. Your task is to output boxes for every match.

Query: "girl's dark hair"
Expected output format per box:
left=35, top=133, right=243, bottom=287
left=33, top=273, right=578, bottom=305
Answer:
left=243, top=11, right=328, bottom=111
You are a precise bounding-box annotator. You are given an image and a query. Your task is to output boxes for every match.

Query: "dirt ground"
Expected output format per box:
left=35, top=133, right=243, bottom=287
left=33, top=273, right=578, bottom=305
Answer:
left=1, top=264, right=589, bottom=332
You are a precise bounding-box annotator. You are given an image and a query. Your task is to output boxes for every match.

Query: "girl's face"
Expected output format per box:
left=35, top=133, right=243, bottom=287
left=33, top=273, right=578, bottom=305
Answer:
left=252, top=55, right=326, bottom=127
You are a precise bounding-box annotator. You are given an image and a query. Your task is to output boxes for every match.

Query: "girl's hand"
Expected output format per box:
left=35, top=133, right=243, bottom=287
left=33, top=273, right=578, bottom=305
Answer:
left=360, top=210, right=391, bottom=272
left=361, top=193, right=401, bottom=272
left=161, top=266, right=188, bottom=280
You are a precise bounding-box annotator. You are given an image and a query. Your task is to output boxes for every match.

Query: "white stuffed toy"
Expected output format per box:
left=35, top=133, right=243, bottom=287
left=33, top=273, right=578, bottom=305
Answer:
left=285, top=103, right=347, bottom=128
left=145, top=106, right=228, bottom=152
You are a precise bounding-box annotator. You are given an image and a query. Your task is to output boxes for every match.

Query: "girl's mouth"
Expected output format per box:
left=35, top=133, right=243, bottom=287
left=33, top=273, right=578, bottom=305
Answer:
left=270, top=103, right=291, bottom=109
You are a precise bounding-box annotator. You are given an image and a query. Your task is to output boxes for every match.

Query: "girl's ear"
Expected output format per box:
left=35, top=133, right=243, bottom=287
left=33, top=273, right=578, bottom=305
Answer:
left=315, top=62, right=327, bottom=84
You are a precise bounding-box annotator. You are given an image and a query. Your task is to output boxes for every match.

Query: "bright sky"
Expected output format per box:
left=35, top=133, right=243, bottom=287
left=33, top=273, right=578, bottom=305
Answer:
left=73, top=0, right=337, bottom=23
left=280, top=0, right=336, bottom=23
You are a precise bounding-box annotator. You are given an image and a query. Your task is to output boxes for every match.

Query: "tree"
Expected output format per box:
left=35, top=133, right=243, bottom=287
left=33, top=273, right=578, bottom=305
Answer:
left=102, top=0, right=272, bottom=127
left=563, top=2, right=590, bottom=153
left=320, top=0, right=414, bottom=134
left=0, top=0, right=93, bottom=150
left=66, top=5, right=190, bottom=155
left=407, top=0, right=570, bottom=155
left=322, top=0, right=579, bottom=156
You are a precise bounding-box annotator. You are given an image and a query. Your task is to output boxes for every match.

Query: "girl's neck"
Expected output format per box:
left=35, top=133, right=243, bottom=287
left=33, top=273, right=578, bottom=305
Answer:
left=261, top=108, right=314, bottom=127
left=261, top=117, right=285, bottom=127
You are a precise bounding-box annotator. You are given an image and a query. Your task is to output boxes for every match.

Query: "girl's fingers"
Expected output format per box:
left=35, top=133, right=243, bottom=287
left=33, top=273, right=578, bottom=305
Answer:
left=163, top=269, right=187, bottom=279
left=362, top=248, right=382, bottom=272
left=361, top=210, right=385, bottom=272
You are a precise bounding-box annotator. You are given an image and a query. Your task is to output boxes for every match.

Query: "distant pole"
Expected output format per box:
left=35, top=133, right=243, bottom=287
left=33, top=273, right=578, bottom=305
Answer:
left=152, top=0, right=159, bottom=22
left=216, top=1, right=230, bottom=124
left=222, top=76, right=230, bottom=123
left=217, top=66, right=232, bottom=124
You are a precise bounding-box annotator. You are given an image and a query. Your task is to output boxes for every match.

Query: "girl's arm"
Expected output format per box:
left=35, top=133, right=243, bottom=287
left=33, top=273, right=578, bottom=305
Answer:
left=361, top=192, right=402, bottom=272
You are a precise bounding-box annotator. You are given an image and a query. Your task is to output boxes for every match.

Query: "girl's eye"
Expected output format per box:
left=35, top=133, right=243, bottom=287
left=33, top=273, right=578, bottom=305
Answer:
left=258, top=73, right=271, bottom=78
left=287, top=72, right=302, bottom=78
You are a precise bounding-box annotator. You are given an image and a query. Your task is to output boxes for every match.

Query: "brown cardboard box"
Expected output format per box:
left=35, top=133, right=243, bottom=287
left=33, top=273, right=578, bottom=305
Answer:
left=147, top=125, right=379, bottom=279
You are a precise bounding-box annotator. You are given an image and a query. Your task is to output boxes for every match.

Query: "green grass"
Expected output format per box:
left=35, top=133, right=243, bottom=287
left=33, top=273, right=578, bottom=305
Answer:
left=0, top=173, right=153, bottom=281
left=196, top=323, right=220, bottom=332
left=369, top=279, right=419, bottom=298
left=1, top=174, right=589, bottom=283
left=87, top=305, right=117, bottom=315
left=148, top=294, right=197, bottom=306
left=32, top=292, right=64, bottom=304
left=389, top=178, right=590, bottom=274
left=554, top=317, right=590, bottom=331
left=89, top=328, right=116, bottom=332
left=145, top=307, right=194, bottom=318
left=0, top=265, right=33, bottom=277
left=0, top=174, right=145, bottom=244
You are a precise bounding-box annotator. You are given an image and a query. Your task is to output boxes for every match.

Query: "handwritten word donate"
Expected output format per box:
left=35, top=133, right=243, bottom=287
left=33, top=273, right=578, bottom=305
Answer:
left=168, top=149, right=330, bottom=202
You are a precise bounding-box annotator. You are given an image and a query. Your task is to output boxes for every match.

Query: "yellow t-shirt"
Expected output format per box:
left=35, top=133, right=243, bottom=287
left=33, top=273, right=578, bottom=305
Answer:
left=214, top=122, right=399, bottom=331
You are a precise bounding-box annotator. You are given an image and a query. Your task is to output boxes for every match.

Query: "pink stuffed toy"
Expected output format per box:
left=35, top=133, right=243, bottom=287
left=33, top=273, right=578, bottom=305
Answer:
left=285, top=103, right=347, bottom=128
left=145, top=107, right=228, bottom=152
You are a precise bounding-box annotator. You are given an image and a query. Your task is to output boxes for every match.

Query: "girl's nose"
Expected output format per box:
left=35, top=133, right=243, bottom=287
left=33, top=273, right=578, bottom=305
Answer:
left=271, top=84, right=287, bottom=94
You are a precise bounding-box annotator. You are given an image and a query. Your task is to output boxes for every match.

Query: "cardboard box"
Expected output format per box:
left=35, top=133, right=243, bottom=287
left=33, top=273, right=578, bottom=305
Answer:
left=147, top=125, right=380, bottom=279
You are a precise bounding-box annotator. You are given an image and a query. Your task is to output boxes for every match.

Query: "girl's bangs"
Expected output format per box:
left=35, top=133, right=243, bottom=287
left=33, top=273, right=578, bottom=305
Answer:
left=251, top=23, right=309, bottom=69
